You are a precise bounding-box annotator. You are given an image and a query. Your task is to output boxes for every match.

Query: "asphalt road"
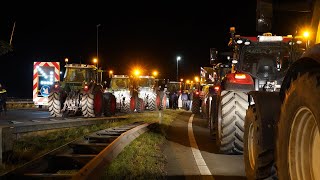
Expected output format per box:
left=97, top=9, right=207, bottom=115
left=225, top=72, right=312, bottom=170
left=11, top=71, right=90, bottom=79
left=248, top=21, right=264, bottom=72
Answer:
left=163, top=110, right=247, bottom=180
left=0, top=108, right=65, bottom=125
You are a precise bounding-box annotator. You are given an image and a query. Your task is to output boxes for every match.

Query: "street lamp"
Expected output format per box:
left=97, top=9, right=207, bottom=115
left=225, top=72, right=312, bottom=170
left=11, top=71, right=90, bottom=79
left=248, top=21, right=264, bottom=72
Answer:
left=96, top=24, right=101, bottom=69
left=176, top=56, right=181, bottom=81
left=109, top=70, right=113, bottom=78
left=93, top=58, right=98, bottom=67
left=152, top=70, right=158, bottom=77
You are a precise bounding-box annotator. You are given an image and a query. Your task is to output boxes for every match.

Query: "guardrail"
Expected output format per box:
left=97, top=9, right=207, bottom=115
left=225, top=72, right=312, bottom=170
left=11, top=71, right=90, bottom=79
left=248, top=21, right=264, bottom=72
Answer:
left=5, top=98, right=36, bottom=109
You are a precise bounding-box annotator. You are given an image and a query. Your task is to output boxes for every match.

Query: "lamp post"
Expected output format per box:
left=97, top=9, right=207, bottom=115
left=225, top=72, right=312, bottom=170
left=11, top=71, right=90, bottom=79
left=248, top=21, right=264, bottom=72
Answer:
left=96, top=24, right=101, bottom=83
left=96, top=24, right=101, bottom=69
left=176, top=56, right=181, bottom=81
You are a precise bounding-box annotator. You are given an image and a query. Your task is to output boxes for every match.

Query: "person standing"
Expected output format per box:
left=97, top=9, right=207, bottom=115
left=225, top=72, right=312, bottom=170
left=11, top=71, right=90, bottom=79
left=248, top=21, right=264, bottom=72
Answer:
left=0, top=83, right=7, bottom=115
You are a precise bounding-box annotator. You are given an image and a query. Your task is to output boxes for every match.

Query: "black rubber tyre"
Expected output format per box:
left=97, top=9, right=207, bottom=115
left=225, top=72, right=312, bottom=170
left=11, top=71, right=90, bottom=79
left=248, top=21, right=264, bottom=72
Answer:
left=81, top=91, right=103, bottom=117
left=276, top=73, right=320, bottom=180
left=104, top=93, right=116, bottom=117
left=121, top=99, right=131, bottom=113
left=244, top=105, right=276, bottom=180
left=136, top=98, right=145, bottom=113
left=216, top=90, right=247, bottom=154
left=48, top=91, right=63, bottom=117
left=201, top=97, right=208, bottom=119
left=148, top=93, right=157, bottom=111
left=209, top=95, right=218, bottom=139
left=191, top=96, right=201, bottom=114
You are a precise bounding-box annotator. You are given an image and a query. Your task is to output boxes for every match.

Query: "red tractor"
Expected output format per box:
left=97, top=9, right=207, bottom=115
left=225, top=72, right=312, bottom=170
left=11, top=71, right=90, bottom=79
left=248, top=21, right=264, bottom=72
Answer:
left=210, top=27, right=308, bottom=155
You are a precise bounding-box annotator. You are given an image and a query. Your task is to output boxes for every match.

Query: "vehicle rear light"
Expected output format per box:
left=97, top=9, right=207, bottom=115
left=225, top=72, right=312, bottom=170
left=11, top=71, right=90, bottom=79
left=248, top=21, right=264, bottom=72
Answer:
left=235, top=73, right=246, bottom=79
left=84, top=85, right=89, bottom=91
left=214, top=86, right=220, bottom=91
left=226, top=73, right=254, bottom=85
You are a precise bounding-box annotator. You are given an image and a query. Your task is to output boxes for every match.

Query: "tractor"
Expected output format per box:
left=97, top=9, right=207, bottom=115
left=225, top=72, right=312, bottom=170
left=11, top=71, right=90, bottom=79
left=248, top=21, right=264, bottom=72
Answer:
left=107, top=75, right=132, bottom=113
left=210, top=27, right=308, bottom=155
left=48, top=63, right=116, bottom=118
left=132, top=75, right=160, bottom=111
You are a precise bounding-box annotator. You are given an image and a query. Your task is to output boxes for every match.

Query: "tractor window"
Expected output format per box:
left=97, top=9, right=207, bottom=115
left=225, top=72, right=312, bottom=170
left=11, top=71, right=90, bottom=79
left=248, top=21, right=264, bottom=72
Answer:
left=138, top=78, right=155, bottom=88
left=64, top=68, right=84, bottom=82
left=110, top=78, right=129, bottom=89
left=64, top=68, right=96, bottom=82
left=240, top=45, right=291, bottom=75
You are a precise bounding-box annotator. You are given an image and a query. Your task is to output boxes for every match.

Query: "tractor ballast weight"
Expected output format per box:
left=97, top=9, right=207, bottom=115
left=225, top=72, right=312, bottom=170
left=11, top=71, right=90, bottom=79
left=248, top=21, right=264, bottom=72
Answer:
left=48, top=63, right=116, bottom=118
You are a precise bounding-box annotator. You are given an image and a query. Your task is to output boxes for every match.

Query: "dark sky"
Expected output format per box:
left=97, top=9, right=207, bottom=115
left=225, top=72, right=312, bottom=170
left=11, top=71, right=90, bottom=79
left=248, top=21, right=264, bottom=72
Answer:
left=0, top=2, right=258, bottom=98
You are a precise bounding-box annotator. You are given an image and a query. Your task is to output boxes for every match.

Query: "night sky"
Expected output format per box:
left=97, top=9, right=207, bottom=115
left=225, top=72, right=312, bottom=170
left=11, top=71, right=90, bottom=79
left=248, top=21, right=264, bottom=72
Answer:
left=0, top=2, right=259, bottom=98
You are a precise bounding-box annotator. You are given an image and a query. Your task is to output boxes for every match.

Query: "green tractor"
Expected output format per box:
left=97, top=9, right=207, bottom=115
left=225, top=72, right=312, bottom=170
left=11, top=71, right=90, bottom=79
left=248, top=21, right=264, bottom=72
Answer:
left=107, top=74, right=132, bottom=113
left=48, top=63, right=116, bottom=117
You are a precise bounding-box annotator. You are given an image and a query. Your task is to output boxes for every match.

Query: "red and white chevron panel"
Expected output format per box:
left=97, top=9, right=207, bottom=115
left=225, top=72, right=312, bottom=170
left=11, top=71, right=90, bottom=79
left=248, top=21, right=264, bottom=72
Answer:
left=33, top=62, right=60, bottom=105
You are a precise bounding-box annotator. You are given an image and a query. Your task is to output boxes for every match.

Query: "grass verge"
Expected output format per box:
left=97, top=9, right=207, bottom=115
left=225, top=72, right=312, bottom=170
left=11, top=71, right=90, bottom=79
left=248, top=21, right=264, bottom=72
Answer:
left=103, top=109, right=181, bottom=179
left=0, top=109, right=181, bottom=177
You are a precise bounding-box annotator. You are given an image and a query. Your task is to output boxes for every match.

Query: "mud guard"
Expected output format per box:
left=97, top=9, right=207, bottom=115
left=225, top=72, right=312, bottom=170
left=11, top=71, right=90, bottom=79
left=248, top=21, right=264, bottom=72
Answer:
left=248, top=91, right=281, bottom=150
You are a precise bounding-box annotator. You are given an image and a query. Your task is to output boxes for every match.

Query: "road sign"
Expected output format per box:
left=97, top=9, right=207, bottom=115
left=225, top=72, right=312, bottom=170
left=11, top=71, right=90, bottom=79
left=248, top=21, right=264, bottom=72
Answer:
left=40, top=85, right=50, bottom=97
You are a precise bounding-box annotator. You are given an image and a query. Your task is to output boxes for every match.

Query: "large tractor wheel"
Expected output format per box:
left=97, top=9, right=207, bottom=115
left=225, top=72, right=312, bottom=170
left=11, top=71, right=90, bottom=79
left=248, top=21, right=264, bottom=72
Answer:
left=216, top=90, right=248, bottom=154
left=48, top=91, right=63, bottom=117
left=136, top=98, right=145, bottom=113
left=244, top=105, right=276, bottom=180
left=148, top=93, right=157, bottom=111
left=130, top=97, right=136, bottom=112
left=191, top=96, right=201, bottom=114
left=104, top=93, right=116, bottom=117
left=209, top=95, right=218, bottom=139
left=81, top=91, right=103, bottom=118
left=276, top=73, right=320, bottom=180
left=201, top=97, right=210, bottom=120
left=121, top=99, right=131, bottom=113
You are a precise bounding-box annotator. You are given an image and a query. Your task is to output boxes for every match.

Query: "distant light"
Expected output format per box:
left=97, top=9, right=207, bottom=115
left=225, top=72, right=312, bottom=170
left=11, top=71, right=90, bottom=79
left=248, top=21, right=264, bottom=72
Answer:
left=65, top=58, right=69, bottom=63
left=194, top=76, right=199, bottom=82
left=134, top=69, right=140, bottom=76
left=177, top=56, right=181, bottom=61
left=60, top=71, right=63, bottom=74
left=232, top=59, right=238, bottom=64
left=180, top=78, right=183, bottom=82
left=236, top=39, right=243, bottom=44
left=244, top=41, right=251, bottom=45
left=259, top=36, right=283, bottom=42
left=303, top=31, right=310, bottom=38
left=152, top=71, right=158, bottom=77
